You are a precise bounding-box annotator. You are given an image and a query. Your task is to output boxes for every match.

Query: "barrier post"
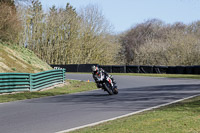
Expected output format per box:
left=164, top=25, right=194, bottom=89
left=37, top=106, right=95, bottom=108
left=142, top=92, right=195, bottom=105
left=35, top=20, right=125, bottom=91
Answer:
left=63, top=69, right=65, bottom=83
left=29, top=74, right=33, bottom=91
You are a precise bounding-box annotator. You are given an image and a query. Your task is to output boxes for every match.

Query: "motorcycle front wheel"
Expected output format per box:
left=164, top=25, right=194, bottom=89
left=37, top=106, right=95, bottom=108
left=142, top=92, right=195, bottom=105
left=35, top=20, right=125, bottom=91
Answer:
left=104, top=81, right=113, bottom=95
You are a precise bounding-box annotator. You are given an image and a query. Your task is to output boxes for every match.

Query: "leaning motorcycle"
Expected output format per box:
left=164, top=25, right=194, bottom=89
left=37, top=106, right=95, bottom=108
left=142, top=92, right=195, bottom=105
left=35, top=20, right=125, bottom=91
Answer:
left=94, top=73, right=118, bottom=95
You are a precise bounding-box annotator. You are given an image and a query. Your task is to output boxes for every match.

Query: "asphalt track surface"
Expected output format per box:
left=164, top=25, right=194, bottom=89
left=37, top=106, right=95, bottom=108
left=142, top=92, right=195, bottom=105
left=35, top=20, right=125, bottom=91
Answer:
left=1, top=74, right=200, bottom=133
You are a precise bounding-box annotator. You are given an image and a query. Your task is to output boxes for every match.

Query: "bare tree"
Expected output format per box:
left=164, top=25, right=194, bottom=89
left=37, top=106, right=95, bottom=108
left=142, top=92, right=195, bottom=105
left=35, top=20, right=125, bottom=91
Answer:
left=0, top=2, right=22, bottom=43
left=78, top=4, right=118, bottom=65
left=134, top=23, right=200, bottom=66
left=16, top=2, right=120, bottom=65
left=118, top=19, right=166, bottom=65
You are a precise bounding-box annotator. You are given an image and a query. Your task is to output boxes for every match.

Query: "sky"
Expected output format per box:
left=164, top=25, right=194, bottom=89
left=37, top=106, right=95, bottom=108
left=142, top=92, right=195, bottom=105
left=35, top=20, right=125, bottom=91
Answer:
left=40, top=0, right=200, bottom=33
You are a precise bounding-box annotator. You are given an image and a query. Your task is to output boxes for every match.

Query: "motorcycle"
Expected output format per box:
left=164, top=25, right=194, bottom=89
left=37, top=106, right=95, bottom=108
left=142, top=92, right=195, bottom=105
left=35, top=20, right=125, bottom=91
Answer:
left=94, top=72, right=118, bottom=95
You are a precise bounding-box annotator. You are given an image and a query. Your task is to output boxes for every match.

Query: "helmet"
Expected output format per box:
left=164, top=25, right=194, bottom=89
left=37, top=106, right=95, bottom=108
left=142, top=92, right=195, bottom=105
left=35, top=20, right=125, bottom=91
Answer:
left=91, top=65, right=98, bottom=72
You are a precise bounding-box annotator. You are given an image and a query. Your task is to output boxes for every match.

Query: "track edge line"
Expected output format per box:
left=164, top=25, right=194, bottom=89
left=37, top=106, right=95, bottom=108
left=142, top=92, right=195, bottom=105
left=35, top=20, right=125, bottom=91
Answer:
left=56, top=93, right=200, bottom=133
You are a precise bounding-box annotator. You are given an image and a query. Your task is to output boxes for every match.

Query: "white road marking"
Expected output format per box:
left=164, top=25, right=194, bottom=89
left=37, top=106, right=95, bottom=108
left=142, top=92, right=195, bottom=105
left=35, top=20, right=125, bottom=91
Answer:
left=56, top=94, right=200, bottom=133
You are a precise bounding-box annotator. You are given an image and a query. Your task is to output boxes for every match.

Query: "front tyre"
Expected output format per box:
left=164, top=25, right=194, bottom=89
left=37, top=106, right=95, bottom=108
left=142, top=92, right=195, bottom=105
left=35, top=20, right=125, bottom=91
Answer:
left=104, top=82, right=113, bottom=95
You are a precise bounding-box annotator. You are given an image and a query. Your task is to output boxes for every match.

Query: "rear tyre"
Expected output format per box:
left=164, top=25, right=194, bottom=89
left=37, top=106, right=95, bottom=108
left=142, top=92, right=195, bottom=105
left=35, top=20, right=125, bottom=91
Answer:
left=113, top=87, right=118, bottom=94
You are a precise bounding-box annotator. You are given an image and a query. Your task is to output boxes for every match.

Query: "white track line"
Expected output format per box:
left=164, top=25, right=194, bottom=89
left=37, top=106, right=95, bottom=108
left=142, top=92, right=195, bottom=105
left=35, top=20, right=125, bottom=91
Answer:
left=56, top=93, right=200, bottom=133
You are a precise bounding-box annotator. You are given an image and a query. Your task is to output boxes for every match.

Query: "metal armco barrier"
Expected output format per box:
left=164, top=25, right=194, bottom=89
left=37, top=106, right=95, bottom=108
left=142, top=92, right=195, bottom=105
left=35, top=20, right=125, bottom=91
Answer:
left=0, top=69, right=65, bottom=93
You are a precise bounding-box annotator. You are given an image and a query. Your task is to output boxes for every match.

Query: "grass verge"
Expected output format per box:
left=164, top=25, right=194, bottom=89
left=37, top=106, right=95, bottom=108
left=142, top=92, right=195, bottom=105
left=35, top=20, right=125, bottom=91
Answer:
left=69, top=95, right=200, bottom=133
left=0, top=80, right=97, bottom=103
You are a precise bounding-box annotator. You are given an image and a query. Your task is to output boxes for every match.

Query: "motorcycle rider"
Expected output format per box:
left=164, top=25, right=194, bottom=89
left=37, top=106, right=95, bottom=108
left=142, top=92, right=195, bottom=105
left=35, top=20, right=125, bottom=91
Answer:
left=91, top=65, right=116, bottom=89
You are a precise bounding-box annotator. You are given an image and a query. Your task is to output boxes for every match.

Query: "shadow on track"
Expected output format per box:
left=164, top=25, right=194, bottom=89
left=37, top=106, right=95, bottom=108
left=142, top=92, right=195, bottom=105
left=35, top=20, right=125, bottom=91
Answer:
left=26, top=84, right=200, bottom=105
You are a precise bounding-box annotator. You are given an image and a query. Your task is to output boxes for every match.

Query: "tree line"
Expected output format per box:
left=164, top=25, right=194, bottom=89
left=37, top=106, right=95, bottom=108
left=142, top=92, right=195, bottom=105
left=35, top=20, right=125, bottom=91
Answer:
left=118, top=19, right=200, bottom=66
left=1, top=0, right=120, bottom=65
left=1, top=0, right=200, bottom=66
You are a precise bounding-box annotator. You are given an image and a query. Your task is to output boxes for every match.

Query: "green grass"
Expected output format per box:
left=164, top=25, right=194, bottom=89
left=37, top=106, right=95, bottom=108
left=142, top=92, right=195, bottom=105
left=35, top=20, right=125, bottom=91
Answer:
left=0, top=80, right=97, bottom=103
left=0, top=43, right=52, bottom=73
left=70, top=96, right=200, bottom=133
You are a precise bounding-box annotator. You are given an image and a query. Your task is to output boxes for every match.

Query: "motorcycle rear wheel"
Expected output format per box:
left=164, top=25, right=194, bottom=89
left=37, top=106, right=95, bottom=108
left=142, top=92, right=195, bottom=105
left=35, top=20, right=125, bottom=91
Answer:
left=113, top=87, right=118, bottom=94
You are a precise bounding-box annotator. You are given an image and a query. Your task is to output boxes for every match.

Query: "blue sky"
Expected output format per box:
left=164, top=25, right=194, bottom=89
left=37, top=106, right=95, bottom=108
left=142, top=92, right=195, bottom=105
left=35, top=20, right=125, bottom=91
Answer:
left=40, top=0, right=200, bottom=33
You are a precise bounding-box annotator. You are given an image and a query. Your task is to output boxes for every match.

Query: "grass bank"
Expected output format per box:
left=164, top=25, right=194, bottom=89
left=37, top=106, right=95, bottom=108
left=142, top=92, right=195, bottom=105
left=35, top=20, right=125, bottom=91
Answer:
left=0, top=80, right=97, bottom=103
left=0, top=43, right=52, bottom=73
left=70, top=95, right=200, bottom=133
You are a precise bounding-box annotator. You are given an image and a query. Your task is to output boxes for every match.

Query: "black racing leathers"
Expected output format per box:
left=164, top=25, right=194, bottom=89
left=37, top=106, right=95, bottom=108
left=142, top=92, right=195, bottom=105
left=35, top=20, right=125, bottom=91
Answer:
left=92, top=68, right=116, bottom=88
left=92, top=68, right=105, bottom=88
